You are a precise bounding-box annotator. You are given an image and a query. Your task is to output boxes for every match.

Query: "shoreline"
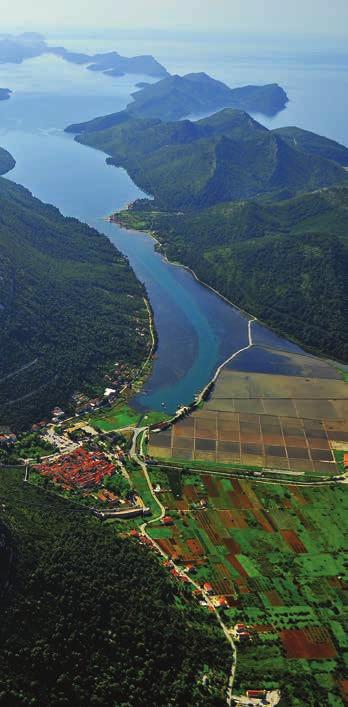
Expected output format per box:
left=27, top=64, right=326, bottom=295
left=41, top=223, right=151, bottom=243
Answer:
left=108, top=212, right=253, bottom=322
left=108, top=210, right=341, bottom=367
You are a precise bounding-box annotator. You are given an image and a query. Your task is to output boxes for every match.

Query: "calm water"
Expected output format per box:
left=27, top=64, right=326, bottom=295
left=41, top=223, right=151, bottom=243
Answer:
left=0, top=42, right=342, bottom=412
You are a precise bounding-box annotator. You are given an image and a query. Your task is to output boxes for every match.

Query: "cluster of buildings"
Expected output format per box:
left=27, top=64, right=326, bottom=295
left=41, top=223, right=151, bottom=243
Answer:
left=34, top=447, right=115, bottom=490
left=0, top=426, right=17, bottom=446
left=233, top=623, right=253, bottom=643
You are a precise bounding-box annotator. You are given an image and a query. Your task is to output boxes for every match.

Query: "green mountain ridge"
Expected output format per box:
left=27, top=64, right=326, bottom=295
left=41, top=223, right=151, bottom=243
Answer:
left=116, top=186, right=348, bottom=361
left=0, top=468, right=229, bottom=706
left=66, top=73, right=288, bottom=131
left=0, top=152, right=150, bottom=430
left=72, top=108, right=348, bottom=209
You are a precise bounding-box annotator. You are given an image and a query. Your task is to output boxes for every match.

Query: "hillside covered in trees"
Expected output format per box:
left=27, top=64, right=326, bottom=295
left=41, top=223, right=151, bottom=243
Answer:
left=67, top=73, right=288, bottom=127
left=0, top=468, right=230, bottom=706
left=0, top=169, right=151, bottom=430
left=0, top=146, right=15, bottom=174
left=115, top=187, right=348, bottom=361
left=72, top=108, right=348, bottom=209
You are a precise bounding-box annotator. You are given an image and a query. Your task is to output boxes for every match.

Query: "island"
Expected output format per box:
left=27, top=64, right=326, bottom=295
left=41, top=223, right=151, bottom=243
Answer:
left=126, top=72, right=289, bottom=119
left=0, top=32, right=169, bottom=79
left=67, top=72, right=288, bottom=128
left=0, top=146, right=152, bottom=431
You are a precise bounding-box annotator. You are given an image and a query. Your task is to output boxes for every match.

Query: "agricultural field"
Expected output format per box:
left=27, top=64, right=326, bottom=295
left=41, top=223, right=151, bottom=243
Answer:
left=148, top=368, right=348, bottom=475
left=148, top=409, right=347, bottom=475
left=147, top=470, right=348, bottom=705
left=88, top=403, right=142, bottom=432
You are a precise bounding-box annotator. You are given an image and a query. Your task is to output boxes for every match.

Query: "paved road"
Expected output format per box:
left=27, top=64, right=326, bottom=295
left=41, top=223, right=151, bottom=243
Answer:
left=129, top=427, right=237, bottom=705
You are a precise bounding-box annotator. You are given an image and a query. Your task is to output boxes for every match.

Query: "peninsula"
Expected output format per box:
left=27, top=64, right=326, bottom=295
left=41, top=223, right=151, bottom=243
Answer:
left=67, top=72, right=288, bottom=128
left=0, top=32, right=169, bottom=78
left=71, top=108, right=348, bottom=208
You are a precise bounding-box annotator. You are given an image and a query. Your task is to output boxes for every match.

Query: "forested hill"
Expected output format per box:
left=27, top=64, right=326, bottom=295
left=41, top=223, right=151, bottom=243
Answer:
left=0, top=174, right=151, bottom=430
left=116, top=187, right=348, bottom=362
left=126, top=73, right=288, bottom=120
left=66, top=73, right=288, bottom=130
left=0, top=467, right=230, bottom=705
left=72, top=108, right=348, bottom=209
left=0, top=146, right=15, bottom=174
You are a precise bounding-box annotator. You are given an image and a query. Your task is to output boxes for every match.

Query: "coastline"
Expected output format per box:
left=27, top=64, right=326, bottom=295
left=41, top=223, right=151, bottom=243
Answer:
left=108, top=209, right=346, bottom=371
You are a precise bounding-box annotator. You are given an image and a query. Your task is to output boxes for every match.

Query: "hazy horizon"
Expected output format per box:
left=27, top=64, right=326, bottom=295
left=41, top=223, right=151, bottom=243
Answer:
left=1, top=0, right=348, bottom=40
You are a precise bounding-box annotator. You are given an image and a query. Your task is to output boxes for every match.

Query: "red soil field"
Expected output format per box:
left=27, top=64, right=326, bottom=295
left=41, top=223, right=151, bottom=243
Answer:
left=281, top=628, right=337, bottom=659
left=224, top=537, right=241, bottom=554
left=235, top=578, right=250, bottom=594
left=339, top=680, right=348, bottom=701
left=203, top=475, right=219, bottom=497
left=186, top=538, right=205, bottom=557
left=253, top=624, right=274, bottom=633
left=289, top=485, right=307, bottom=505
left=265, top=590, right=283, bottom=606
left=222, top=510, right=249, bottom=529
left=281, top=529, right=307, bottom=553
left=253, top=510, right=275, bottom=532
left=228, top=555, right=249, bottom=578
left=184, top=484, right=200, bottom=502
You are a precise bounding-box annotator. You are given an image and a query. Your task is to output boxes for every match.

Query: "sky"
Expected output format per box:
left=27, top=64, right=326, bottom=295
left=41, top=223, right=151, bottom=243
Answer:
left=1, top=0, right=348, bottom=38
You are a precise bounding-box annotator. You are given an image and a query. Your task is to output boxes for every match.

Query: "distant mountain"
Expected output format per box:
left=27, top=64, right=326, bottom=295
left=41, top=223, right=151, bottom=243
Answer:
left=0, top=146, right=15, bottom=174
left=72, top=108, right=348, bottom=209
left=272, top=126, right=348, bottom=166
left=0, top=153, right=150, bottom=430
left=0, top=33, right=169, bottom=79
left=0, top=33, right=46, bottom=63
left=126, top=73, right=288, bottom=119
left=84, top=51, right=169, bottom=78
left=117, top=186, right=348, bottom=361
left=67, top=72, right=288, bottom=129
left=0, top=88, right=12, bottom=101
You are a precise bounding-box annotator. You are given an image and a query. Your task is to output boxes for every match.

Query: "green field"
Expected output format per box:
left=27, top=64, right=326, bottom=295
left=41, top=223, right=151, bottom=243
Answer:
left=147, top=471, right=348, bottom=705
left=88, top=403, right=142, bottom=431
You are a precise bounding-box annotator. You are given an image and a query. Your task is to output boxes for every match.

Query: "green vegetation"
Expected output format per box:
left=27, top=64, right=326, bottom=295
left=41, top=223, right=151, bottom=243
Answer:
left=0, top=432, right=56, bottom=464
left=273, top=125, right=348, bottom=165
left=126, top=459, right=160, bottom=515
left=0, top=174, right=151, bottom=430
left=147, top=473, right=348, bottom=705
left=0, top=467, right=230, bottom=705
left=67, top=74, right=287, bottom=130
left=0, top=146, right=15, bottom=175
left=88, top=402, right=142, bottom=431
left=117, top=184, right=348, bottom=361
left=73, top=108, right=348, bottom=209
left=103, top=470, right=131, bottom=498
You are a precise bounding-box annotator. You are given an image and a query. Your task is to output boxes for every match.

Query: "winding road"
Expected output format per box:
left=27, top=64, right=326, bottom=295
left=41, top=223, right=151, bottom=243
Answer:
left=130, top=427, right=238, bottom=705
